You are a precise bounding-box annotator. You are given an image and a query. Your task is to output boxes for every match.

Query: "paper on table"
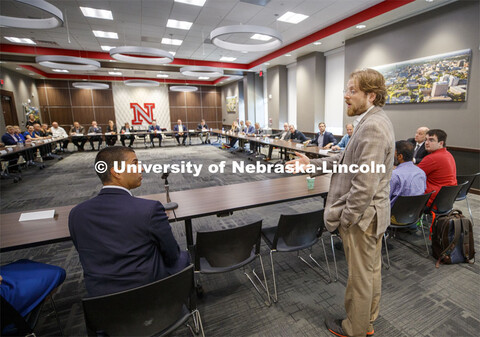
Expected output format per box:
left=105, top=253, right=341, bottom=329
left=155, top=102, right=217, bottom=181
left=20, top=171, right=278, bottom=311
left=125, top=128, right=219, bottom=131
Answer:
left=318, top=149, right=330, bottom=156
left=19, top=210, right=55, bottom=221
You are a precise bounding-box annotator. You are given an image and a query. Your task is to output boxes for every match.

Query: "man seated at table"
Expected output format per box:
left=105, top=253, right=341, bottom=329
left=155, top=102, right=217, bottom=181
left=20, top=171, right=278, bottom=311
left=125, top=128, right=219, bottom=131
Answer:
left=418, top=129, right=457, bottom=207
left=2, top=125, right=22, bottom=145
left=148, top=120, right=162, bottom=147
left=266, top=123, right=291, bottom=161
left=288, top=124, right=308, bottom=143
left=390, top=140, right=426, bottom=208
left=70, top=121, right=87, bottom=151
left=243, top=120, right=255, bottom=135
left=197, top=119, right=210, bottom=144
left=68, top=146, right=190, bottom=297
left=308, top=122, right=336, bottom=149
left=332, top=124, right=354, bottom=151
left=173, top=119, right=188, bottom=146
left=120, top=122, right=135, bottom=147
left=50, top=122, right=69, bottom=152
left=87, top=121, right=103, bottom=151
left=249, top=122, right=264, bottom=153
left=408, top=126, right=429, bottom=164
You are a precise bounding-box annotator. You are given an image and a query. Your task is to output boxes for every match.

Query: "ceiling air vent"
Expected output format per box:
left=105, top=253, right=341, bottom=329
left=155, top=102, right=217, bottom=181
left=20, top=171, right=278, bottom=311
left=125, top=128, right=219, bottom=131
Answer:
left=35, top=40, right=59, bottom=47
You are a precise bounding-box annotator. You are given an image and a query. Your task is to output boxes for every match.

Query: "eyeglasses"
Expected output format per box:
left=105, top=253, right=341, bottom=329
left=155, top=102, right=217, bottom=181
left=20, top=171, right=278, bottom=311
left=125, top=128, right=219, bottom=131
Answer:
left=343, top=89, right=357, bottom=96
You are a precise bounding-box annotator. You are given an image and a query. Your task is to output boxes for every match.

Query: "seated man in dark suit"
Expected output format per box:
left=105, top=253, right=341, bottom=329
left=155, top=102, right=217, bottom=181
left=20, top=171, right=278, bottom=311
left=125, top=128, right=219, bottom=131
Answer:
left=68, top=146, right=190, bottom=297
left=148, top=120, right=162, bottom=147
left=173, top=119, right=188, bottom=146
left=408, top=126, right=429, bottom=164
left=308, top=122, right=337, bottom=149
left=120, top=122, right=135, bottom=147
left=288, top=124, right=307, bottom=143
left=197, top=119, right=210, bottom=144
left=87, top=121, right=103, bottom=151
left=70, top=121, right=87, bottom=151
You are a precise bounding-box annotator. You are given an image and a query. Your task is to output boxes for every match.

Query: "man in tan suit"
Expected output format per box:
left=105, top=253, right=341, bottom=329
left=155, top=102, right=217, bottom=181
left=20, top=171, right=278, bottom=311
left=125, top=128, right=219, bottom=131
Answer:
left=287, top=68, right=395, bottom=337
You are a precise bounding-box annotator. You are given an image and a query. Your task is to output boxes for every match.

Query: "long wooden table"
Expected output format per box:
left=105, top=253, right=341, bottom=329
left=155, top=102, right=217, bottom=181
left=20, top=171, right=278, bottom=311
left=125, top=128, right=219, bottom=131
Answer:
left=0, top=175, right=330, bottom=251
left=210, top=129, right=338, bottom=158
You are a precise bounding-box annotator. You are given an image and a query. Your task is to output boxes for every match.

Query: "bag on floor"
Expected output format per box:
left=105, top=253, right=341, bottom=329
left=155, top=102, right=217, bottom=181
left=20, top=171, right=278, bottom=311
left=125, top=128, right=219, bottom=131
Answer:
left=431, top=209, right=475, bottom=268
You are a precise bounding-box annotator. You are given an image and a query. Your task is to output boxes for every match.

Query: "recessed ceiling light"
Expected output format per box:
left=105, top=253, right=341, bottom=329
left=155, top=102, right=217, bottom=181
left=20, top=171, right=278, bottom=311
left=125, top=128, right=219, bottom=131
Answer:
left=285, top=53, right=291, bottom=57
left=80, top=7, right=113, bottom=20
left=93, top=30, right=118, bottom=39
left=16, top=67, right=22, bottom=70
left=161, top=38, right=183, bottom=46
left=167, top=19, right=193, bottom=30
left=241, top=51, right=248, bottom=54
left=356, top=24, right=366, bottom=29
left=169, top=51, right=176, bottom=56
left=251, top=34, right=272, bottom=41
left=108, top=71, right=122, bottom=75
left=313, top=41, right=322, bottom=45
left=277, top=11, right=308, bottom=24
left=174, top=0, right=206, bottom=6
left=29, top=73, right=35, bottom=75
left=4, top=37, right=36, bottom=45
left=101, top=45, right=115, bottom=51
left=157, top=74, right=169, bottom=78
left=425, top=0, right=434, bottom=2
left=52, top=69, right=69, bottom=73
left=264, top=62, right=270, bottom=65
left=220, top=56, right=236, bottom=62
left=198, top=77, right=210, bottom=80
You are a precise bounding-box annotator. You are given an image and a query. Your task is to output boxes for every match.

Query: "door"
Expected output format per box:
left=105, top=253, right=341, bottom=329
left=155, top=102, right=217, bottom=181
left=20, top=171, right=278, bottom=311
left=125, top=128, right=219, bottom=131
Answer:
left=1, top=90, right=18, bottom=126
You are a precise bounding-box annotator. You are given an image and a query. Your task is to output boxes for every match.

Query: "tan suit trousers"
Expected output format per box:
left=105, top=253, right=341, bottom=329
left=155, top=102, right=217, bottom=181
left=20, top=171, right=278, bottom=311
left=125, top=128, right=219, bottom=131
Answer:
left=339, top=216, right=383, bottom=337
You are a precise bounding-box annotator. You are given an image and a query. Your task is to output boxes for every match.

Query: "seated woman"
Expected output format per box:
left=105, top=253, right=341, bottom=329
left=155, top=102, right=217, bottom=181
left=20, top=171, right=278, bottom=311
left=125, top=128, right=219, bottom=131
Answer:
left=105, top=120, right=117, bottom=146
left=120, top=122, right=135, bottom=147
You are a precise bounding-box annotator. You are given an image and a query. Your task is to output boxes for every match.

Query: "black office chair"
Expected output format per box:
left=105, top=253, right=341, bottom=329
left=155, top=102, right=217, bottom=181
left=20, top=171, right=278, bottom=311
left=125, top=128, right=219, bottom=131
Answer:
left=82, top=265, right=204, bottom=337
left=194, top=220, right=271, bottom=306
left=261, top=209, right=331, bottom=302
left=456, top=173, right=480, bottom=226
left=384, top=192, right=433, bottom=267
left=426, top=182, right=469, bottom=216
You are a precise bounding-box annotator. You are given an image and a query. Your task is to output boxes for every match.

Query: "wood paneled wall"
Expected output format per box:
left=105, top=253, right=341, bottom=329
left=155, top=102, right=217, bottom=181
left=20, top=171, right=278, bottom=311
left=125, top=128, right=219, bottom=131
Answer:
left=36, top=80, right=114, bottom=132
left=168, top=86, right=222, bottom=131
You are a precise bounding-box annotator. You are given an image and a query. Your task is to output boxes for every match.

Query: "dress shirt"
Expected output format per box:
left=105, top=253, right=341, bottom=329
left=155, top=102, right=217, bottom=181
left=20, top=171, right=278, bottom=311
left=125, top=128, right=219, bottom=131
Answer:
left=336, top=134, right=351, bottom=149
left=353, top=105, right=374, bottom=128
left=390, top=161, right=426, bottom=207
left=51, top=126, right=68, bottom=138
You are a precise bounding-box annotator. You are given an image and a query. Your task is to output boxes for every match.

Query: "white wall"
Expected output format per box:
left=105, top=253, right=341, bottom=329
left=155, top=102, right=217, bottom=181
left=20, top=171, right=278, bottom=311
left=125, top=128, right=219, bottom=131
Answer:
left=287, top=63, right=297, bottom=127
left=324, top=47, right=345, bottom=136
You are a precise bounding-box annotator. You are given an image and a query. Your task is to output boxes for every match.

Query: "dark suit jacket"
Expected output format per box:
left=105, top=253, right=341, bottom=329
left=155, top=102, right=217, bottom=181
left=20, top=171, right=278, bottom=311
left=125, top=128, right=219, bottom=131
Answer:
left=408, top=138, right=428, bottom=164
left=311, top=131, right=336, bottom=147
left=2, top=133, right=21, bottom=145
left=68, top=188, right=189, bottom=297
left=173, top=125, right=187, bottom=134
left=290, top=130, right=307, bottom=143
left=197, top=123, right=209, bottom=131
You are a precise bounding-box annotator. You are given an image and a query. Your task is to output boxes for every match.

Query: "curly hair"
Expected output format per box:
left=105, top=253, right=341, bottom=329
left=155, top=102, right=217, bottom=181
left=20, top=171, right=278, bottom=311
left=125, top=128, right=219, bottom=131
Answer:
left=350, top=68, right=387, bottom=107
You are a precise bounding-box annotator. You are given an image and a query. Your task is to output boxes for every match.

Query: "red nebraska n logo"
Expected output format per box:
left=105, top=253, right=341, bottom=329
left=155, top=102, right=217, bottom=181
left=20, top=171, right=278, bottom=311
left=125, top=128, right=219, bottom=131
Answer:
left=130, top=103, right=155, bottom=125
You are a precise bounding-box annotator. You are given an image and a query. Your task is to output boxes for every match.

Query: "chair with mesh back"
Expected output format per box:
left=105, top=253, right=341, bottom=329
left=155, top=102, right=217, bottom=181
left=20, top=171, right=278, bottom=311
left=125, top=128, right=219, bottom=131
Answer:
left=384, top=192, right=433, bottom=267
left=261, top=209, right=331, bottom=302
left=456, top=173, right=479, bottom=226
left=426, top=182, right=468, bottom=216
left=194, top=220, right=271, bottom=306
left=82, top=265, right=204, bottom=337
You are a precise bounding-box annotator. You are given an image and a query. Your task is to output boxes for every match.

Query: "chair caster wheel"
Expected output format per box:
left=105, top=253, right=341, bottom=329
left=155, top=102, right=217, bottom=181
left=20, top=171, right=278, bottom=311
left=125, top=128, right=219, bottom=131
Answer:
left=13, top=178, right=19, bottom=183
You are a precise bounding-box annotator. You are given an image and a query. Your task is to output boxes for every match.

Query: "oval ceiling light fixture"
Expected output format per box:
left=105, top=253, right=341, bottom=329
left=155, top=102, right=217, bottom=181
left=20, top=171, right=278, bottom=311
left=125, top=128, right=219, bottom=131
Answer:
left=72, top=82, right=109, bottom=90
left=210, top=25, right=282, bottom=52
left=0, top=0, right=64, bottom=29
left=124, top=79, right=160, bottom=87
left=180, top=66, right=224, bottom=77
left=110, top=46, right=174, bottom=65
left=170, top=86, right=198, bottom=92
left=36, top=55, right=100, bottom=70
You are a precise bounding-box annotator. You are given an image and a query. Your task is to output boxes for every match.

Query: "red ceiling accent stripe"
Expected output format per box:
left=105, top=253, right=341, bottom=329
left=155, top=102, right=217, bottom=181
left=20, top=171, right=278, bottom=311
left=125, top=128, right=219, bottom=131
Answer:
left=247, top=0, right=416, bottom=69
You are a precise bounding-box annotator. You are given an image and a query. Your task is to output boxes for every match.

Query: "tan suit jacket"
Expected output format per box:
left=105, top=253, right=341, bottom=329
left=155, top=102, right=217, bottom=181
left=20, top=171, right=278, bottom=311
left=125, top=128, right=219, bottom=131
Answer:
left=311, top=106, right=395, bottom=235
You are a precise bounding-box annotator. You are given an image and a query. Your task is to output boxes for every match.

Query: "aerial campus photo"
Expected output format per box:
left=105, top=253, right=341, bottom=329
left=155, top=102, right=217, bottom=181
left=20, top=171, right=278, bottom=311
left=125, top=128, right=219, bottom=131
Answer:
left=374, top=48, right=471, bottom=104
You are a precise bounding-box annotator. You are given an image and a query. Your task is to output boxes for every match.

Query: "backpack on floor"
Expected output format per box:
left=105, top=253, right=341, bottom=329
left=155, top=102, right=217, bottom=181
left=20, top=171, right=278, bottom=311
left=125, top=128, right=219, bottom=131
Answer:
left=431, top=210, right=475, bottom=268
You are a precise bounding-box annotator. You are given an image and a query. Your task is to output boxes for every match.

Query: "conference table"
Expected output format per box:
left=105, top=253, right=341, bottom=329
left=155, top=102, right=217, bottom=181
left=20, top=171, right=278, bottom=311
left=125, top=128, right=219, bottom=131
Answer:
left=0, top=174, right=331, bottom=252
left=210, top=129, right=338, bottom=158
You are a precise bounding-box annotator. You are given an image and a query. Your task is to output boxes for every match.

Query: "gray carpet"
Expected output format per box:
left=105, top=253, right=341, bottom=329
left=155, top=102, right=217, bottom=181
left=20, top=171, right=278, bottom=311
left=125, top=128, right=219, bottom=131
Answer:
left=1, top=144, right=479, bottom=336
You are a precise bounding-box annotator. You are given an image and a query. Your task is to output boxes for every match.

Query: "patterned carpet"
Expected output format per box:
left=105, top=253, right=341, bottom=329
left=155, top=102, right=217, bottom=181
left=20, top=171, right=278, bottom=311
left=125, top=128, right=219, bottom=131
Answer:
left=1, top=143, right=479, bottom=336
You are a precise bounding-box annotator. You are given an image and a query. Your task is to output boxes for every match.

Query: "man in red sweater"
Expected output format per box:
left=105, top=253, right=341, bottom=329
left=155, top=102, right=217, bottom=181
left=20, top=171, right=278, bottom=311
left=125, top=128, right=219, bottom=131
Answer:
left=418, top=129, right=457, bottom=206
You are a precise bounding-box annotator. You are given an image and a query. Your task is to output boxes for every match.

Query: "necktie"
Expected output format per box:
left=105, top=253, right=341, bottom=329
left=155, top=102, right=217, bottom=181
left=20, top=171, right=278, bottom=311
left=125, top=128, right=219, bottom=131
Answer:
left=414, top=144, right=420, bottom=157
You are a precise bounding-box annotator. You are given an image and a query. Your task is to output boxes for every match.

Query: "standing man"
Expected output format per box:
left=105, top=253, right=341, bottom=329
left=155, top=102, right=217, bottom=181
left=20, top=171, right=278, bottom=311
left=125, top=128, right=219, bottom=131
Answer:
left=287, top=68, right=394, bottom=337
left=408, top=127, right=429, bottom=164
left=68, top=146, right=190, bottom=297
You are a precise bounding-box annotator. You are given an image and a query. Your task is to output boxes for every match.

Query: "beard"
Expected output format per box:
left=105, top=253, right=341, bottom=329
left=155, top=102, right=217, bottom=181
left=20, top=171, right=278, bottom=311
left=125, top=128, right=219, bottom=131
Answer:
left=347, top=100, right=368, bottom=117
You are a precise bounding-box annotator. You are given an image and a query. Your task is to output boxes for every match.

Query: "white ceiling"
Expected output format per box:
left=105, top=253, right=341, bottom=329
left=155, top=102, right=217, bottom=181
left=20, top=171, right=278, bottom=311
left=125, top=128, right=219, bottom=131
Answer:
left=0, top=0, right=456, bottom=85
